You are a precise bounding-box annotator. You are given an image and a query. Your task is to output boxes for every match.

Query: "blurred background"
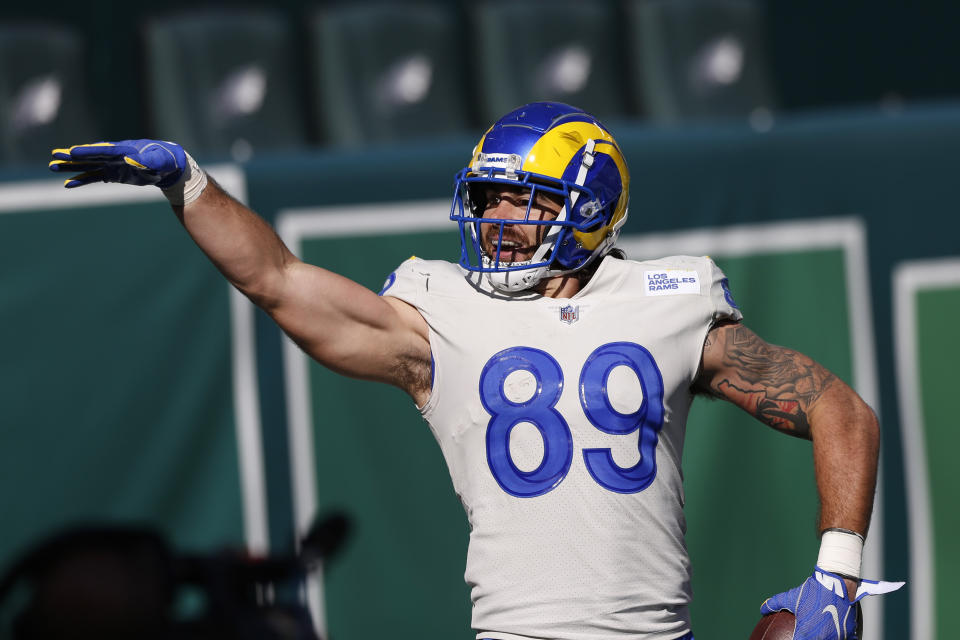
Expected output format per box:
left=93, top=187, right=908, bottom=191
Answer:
left=1, top=0, right=958, bottom=638
left=1, top=0, right=959, bottom=164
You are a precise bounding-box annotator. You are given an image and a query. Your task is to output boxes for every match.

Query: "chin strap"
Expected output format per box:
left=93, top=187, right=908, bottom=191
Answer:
left=485, top=265, right=546, bottom=293
left=566, top=138, right=595, bottom=222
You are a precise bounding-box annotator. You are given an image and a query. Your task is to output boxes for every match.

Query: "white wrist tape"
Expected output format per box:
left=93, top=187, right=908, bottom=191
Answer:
left=162, top=151, right=208, bottom=206
left=817, top=529, right=864, bottom=579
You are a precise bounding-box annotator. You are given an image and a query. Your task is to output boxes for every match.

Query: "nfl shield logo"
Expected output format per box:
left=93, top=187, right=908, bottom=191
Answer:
left=559, top=304, right=580, bottom=324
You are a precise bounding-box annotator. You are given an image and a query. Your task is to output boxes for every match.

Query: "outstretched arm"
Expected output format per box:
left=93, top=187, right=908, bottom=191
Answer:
left=176, top=179, right=431, bottom=398
left=50, top=141, right=432, bottom=404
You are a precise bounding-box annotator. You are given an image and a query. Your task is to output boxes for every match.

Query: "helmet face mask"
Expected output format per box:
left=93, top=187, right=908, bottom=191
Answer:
left=450, top=102, right=630, bottom=292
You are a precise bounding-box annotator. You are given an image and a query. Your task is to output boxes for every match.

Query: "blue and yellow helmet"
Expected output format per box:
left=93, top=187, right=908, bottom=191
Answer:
left=450, top=101, right=629, bottom=292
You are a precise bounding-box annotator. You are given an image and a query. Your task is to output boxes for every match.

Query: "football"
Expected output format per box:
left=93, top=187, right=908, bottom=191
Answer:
left=749, top=611, right=796, bottom=639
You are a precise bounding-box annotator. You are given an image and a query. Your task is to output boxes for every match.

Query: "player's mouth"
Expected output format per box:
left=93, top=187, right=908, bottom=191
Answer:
left=485, top=237, right=535, bottom=263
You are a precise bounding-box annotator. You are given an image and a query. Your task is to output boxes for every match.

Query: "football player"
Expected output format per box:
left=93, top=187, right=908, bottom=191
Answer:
left=50, top=102, right=900, bottom=639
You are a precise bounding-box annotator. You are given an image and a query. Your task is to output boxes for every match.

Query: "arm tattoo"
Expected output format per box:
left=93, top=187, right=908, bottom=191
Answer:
left=705, top=326, right=837, bottom=438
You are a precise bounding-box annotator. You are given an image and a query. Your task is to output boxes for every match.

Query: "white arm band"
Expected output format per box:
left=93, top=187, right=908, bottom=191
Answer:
left=162, top=151, right=208, bottom=206
left=817, top=528, right=864, bottom=579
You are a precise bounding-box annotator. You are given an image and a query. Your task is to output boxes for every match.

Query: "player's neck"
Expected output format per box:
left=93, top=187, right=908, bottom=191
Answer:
left=535, top=273, right=583, bottom=298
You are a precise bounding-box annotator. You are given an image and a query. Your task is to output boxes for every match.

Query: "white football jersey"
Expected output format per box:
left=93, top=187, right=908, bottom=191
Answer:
left=382, top=255, right=742, bottom=640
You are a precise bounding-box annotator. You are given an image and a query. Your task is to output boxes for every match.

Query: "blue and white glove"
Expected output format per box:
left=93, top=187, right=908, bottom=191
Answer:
left=761, top=567, right=904, bottom=640
left=49, top=139, right=207, bottom=204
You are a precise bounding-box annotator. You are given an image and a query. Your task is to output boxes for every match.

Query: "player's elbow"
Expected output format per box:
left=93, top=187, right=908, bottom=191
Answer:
left=235, top=259, right=297, bottom=312
left=835, top=391, right=880, bottom=458
left=855, top=400, right=880, bottom=453
left=812, top=384, right=880, bottom=452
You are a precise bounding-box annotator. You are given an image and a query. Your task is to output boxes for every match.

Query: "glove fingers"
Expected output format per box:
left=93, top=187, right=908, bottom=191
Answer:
left=48, top=156, right=154, bottom=178
left=48, top=159, right=109, bottom=173
left=61, top=143, right=133, bottom=161
left=124, top=156, right=150, bottom=170
left=49, top=139, right=185, bottom=188
left=50, top=148, right=75, bottom=161
left=760, top=581, right=805, bottom=616
left=62, top=170, right=107, bottom=188
left=760, top=593, right=789, bottom=615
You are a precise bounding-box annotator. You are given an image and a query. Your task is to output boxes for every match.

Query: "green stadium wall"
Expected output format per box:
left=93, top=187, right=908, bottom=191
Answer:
left=2, top=103, right=958, bottom=638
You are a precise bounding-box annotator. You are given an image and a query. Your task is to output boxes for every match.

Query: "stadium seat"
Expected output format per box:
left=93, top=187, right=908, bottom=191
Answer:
left=0, top=23, right=98, bottom=167
left=307, top=2, right=473, bottom=146
left=624, top=0, right=776, bottom=123
left=143, top=9, right=308, bottom=161
left=467, top=0, right=630, bottom=126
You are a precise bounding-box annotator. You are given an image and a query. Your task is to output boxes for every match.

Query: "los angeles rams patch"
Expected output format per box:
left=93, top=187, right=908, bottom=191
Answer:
left=644, top=270, right=701, bottom=296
